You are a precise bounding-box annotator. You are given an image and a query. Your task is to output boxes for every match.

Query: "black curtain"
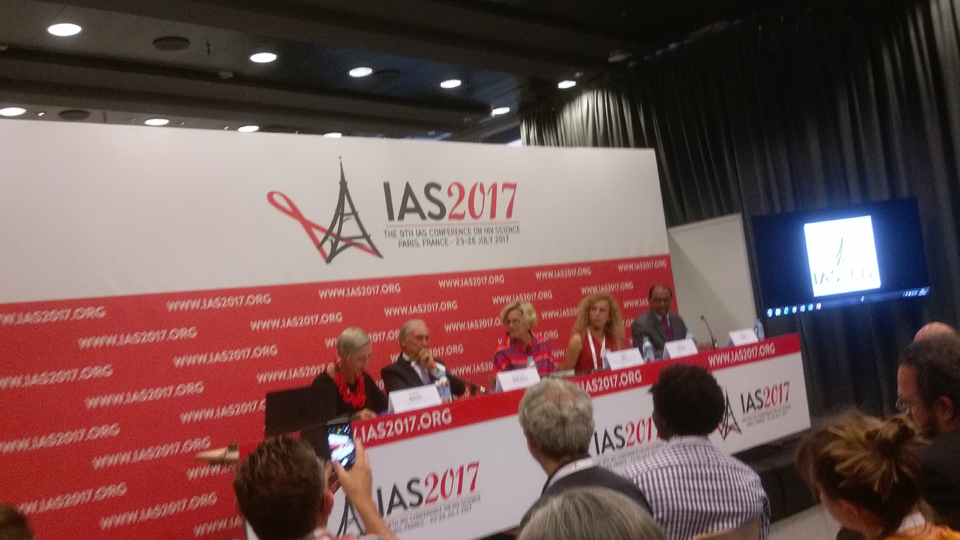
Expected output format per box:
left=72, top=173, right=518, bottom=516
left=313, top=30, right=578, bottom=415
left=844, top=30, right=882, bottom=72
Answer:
left=522, top=0, right=960, bottom=418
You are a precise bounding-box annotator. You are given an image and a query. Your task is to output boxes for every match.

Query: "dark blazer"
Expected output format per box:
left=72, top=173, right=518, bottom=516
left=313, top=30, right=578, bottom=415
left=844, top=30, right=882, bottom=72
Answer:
left=520, top=463, right=652, bottom=529
left=381, top=354, right=467, bottom=397
left=631, top=309, right=689, bottom=356
left=918, top=427, right=960, bottom=529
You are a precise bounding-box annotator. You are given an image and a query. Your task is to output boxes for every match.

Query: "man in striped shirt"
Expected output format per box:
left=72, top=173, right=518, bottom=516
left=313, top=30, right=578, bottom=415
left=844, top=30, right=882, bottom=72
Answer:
left=622, top=364, right=770, bottom=540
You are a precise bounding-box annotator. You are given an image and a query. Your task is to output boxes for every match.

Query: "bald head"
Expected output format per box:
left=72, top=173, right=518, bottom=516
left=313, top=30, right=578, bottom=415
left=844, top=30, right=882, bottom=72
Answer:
left=914, top=322, right=957, bottom=342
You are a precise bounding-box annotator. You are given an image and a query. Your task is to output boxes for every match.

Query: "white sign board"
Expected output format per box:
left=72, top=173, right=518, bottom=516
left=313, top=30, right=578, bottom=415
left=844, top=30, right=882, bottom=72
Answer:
left=387, top=385, right=443, bottom=414
left=727, top=328, right=760, bottom=347
left=604, top=347, right=646, bottom=370
left=663, top=338, right=698, bottom=359
left=495, top=367, right=541, bottom=392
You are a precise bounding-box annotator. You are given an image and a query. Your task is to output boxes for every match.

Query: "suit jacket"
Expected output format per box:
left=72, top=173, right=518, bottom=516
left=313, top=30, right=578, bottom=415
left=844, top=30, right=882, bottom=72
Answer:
left=631, top=309, right=689, bottom=355
left=918, top=427, right=960, bottom=529
left=381, top=354, right=467, bottom=397
left=519, top=461, right=652, bottom=530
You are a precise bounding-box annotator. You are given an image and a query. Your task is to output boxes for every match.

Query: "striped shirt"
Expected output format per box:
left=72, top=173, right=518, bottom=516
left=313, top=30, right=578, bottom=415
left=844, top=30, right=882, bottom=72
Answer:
left=622, top=436, right=770, bottom=540
left=492, top=333, right=558, bottom=376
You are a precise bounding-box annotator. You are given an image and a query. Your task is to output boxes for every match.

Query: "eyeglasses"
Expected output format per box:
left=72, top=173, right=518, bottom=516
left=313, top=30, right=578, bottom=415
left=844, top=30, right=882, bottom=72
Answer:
left=895, top=397, right=915, bottom=413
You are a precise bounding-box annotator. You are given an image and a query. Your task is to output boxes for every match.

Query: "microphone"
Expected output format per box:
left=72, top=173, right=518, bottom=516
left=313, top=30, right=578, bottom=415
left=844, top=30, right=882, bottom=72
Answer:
left=700, top=315, right=718, bottom=348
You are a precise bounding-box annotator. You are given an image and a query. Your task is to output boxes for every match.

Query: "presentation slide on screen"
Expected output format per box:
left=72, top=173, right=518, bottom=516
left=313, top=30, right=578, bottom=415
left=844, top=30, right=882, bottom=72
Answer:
left=803, top=215, right=882, bottom=297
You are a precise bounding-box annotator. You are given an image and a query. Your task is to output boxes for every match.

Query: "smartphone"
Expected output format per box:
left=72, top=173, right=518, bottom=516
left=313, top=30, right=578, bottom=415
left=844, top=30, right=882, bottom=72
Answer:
left=325, top=419, right=356, bottom=469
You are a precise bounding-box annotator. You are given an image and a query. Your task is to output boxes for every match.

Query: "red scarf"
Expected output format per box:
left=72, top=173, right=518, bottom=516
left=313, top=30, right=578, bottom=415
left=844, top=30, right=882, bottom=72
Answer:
left=334, top=371, right=366, bottom=408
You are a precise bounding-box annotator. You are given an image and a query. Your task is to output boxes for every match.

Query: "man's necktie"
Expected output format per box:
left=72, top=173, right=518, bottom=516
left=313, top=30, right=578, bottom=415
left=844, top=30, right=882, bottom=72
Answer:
left=663, top=316, right=674, bottom=341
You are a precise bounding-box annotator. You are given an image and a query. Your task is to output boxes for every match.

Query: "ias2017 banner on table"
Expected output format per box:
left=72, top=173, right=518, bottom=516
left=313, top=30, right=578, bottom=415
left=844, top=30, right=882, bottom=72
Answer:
left=0, top=121, right=674, bottom=540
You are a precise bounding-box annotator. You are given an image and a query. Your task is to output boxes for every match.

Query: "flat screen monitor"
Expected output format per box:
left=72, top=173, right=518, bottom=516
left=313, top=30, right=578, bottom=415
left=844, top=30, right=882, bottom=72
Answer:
left=752, top=198, right=929, bottom=318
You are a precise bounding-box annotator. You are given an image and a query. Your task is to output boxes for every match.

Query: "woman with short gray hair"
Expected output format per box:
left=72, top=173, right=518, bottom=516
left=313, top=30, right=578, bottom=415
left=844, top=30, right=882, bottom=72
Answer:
left=311, top=327, right=387, bottom=420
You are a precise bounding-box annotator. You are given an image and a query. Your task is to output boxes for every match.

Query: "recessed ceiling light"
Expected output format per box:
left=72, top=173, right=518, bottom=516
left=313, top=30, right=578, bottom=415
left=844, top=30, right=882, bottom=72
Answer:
left=491, top=107, right=511, bottom=116
left=249, top=52, right=277, bottom=64
left=59, top=109, right=90, bottom=121
left=324, top=132, right=342, bottom=138
left=37, top=111, right=45, bottom=117
left=153, top=36, right=191, bottom=52
left=558, top=80, right=577, bottom=89
left=0, top=107, right=27, bottom=117
left=440, top=79, right=462, bottom=89
left=47, top=23, right=82, bottom=37
left=349, top=67, right=373, bottom=78
left=144, top=118, right=169, bottom=126
left=238, top=125, right=259, bottom=133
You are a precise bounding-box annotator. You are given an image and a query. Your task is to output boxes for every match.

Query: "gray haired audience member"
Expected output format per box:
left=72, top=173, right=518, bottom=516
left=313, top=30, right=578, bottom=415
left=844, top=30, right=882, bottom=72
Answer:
left=623, top=364, right=770, bottom=540
left=0, top=504, right=32, bottom=540
left=518, top=378, right=651, bottom=529
left=517, top=487, right=665, bottom=540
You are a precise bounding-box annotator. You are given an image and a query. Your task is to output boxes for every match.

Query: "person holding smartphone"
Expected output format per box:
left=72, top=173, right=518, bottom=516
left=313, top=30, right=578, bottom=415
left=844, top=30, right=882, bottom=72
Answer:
left=234, top=437, right=398, bottom=540
left=312, top=328, right=387, bottom=420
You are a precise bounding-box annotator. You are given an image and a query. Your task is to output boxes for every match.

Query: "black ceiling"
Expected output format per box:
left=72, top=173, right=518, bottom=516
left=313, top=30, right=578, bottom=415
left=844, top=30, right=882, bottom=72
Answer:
left=0, top=0, right=800, bottom=141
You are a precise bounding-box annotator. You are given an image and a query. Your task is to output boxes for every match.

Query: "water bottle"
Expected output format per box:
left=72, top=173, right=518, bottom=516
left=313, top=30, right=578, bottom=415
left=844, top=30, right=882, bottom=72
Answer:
left=642, top=337, right=655, bottom=363
left=436, top=376, right=452, bottom=403
left=685, top=328, right=694, bottom=340
left=754, top=318, right=765, bottom=340
left=527, top=356, right=535, bottom=369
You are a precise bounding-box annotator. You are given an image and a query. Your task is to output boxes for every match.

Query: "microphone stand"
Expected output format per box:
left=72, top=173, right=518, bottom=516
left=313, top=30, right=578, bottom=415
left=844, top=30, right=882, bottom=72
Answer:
left=700, top=315, right=719, bottom=348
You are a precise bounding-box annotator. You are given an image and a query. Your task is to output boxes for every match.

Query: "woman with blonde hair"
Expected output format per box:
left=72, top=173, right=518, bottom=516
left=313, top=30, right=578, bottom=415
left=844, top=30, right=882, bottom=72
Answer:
left=796, top=412, right=960, bottom=540
left=562, top=292, right=624, bottom=372
left=493, top=301, right=558, bottom=376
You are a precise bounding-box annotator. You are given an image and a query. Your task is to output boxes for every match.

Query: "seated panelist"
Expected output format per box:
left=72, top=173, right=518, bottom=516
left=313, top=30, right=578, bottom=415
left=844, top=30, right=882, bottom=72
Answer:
left=311, top=327, right=387, bottom=420
left=631, top=284, right=711, bottom=357
left=381, top=319, right=467, bottom=397
left=493, top=301, right=558, bottom=377
left=563, top=292, right=625, bottom=372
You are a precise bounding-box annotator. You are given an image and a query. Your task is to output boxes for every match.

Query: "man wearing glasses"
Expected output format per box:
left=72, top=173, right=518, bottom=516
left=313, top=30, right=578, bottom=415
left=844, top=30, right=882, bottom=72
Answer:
left=631, top=284, right=693, bottom=359
left=896, top=333, right=960, bottom=529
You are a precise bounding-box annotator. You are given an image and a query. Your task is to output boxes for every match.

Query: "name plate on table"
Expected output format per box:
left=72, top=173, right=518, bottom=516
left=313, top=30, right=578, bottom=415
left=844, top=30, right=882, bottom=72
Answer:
left=663, top=338, right=698, bottom=360
left=604, top=348, right=645, bottom=370
left=726, top=328, right=760, bottom=347
left=387, top=385, right=442, bottom=414
left=495, top=367, right=540, bottom=392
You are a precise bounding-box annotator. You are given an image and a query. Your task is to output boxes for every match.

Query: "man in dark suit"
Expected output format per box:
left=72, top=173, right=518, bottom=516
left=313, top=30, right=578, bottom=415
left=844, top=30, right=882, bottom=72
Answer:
left=631, top=284, right=690, bottom=358
left=517, top=378, right=651, bottom=530
left=897, top=334, right=960, bottom=529
left=381, top=319, right=467, bottom=397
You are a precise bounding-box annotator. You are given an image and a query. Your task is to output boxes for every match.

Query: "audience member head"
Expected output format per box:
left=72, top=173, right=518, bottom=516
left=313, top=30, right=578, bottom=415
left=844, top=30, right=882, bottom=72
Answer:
left=501, top=301, right=538, bottom=342
left=898, top=334, right=960, bottom=437
left=517, top=487, right=665, bottom=540
left=648, top=285, right=674, bottom=318
left=913, top=322, right=957, bottom=342
left=0, top=504, right=32, bottom=540
left=796, top=413, right=926, bottom=540
left=233, top=437, right=331, bottom=540
left=572, top=292, right=624, bottom=345
left=650, top=364, right=724, bottom=439
left=519, top=378, right=594, bottom=468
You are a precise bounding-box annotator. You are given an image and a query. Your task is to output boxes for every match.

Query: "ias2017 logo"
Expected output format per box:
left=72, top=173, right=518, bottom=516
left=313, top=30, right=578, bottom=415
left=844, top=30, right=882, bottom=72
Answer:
left=268, top=160, right=383, bottom=264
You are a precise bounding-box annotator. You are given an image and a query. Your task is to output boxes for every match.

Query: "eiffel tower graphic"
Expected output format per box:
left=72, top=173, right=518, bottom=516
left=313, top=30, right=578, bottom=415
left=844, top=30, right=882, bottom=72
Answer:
left=317, top=160, right=383, bottom=263
left=718, top=389, right=742, bottom=440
